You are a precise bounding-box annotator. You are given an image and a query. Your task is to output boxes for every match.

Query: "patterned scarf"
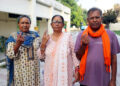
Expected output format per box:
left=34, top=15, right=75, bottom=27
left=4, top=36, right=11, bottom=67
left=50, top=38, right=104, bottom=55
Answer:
left=17, top=31, right=39, bottom=48
left=79, top=24, right=111, bottom=81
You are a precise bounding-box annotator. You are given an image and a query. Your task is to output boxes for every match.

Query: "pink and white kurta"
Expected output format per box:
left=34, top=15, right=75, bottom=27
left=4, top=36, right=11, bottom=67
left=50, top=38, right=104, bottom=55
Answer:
left=37, top=32, right=79, bottom=86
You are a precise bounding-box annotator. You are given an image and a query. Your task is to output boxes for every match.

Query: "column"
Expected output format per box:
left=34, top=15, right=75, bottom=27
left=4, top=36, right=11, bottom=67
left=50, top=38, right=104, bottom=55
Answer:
left=48, top=6, right=53, bottom=34
left=66, top=14, right=71, bottom=32
left=29, top=0, right=36, bottom=31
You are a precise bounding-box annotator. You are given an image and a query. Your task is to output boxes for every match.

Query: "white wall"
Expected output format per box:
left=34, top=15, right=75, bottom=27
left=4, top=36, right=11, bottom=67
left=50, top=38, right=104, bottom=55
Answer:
left=0, top=0, right=30, bottom=15
left=0, top=21, right=17, bottom=37
left=0, top=12, right=17, bottom=37
left=36, top=4, right=51, bottom=19
left=110, top=23, right=120, bottom=31
left=38, top=19, right=48, bottom=38
left=0, top=0, right=71, bottom=37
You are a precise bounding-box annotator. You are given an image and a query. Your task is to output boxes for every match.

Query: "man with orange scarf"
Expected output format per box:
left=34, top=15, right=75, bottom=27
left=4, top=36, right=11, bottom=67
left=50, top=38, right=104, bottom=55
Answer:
left=75, top=7, right=120, bottom=86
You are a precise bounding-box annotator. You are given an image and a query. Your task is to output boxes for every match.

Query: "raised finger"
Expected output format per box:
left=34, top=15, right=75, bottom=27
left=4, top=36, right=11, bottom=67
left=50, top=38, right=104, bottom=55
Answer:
left=43, top=29, right=48, bottom=36
left=18, top=32, right=23, bottom=38
left=19, top=32, right=23, bottom=37
left=47, top=35, right=50, bottom=39
left=20, top=32, right=22, bottom=36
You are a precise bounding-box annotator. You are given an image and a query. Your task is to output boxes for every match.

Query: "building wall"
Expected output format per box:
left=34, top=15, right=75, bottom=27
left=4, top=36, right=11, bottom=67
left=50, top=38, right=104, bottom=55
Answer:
left=39, top=19, right=48, bottom=39
left=110, top=23, right=120, bottom=31
left=36, top=3, right=51, bottom=18
left=0, top=12, right=17, bottom=37
left=0, top=0, right=30, bottom=15
left=0, top=0, right=71, bottom=37
left=117, top=15, right=120, bottom=22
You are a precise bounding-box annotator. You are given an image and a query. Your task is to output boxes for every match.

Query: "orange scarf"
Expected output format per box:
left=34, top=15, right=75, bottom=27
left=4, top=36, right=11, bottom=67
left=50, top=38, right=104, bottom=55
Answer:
left=79, top=24, right=111, bottom=81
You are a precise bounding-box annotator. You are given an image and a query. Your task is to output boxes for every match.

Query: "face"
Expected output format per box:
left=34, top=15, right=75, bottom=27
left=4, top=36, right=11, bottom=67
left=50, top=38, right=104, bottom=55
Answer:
left=18, top=17, right=31, bottom=33
left=87, top=10, right=102, bottom=31
left=51, top=16, right=64, bottom=33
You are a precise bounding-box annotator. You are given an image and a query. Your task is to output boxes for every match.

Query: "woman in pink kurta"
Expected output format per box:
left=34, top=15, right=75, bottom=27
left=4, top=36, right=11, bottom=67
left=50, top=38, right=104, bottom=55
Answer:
left=37, top=15, right=79, bottom=86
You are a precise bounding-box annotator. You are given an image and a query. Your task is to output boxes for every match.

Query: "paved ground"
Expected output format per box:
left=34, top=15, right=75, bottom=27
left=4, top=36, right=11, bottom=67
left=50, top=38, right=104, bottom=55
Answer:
left=0, top=52, right=5, bottom=61
left=0, top=68, right=7, bottom=86
left=0, top=33, right=120, bottom=86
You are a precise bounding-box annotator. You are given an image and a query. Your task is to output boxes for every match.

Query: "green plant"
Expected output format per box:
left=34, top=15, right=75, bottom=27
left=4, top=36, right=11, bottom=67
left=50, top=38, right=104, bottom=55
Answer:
left=103, top=9, right=119, bottom=28
left=0, top=64, right=7, bottom=68
left=0, top=36, right=8, bottom=52
left=114, top=31, right=120, bottom=36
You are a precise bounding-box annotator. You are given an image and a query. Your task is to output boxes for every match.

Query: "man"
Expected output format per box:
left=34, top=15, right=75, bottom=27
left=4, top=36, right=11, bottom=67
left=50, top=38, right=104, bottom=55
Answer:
left=75, top=7, right=120, bottom=86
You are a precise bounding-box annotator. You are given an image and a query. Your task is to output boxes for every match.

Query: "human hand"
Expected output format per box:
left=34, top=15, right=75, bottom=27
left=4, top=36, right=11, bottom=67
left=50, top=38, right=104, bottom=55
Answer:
left=81, top=34, right=89, bottom=46
left=14, top=32, right=24, bottom=54
left=73, top=69, right=80, bottom=84
left=41, top=30, right=50, bottom=46
left=109, top=80, right=116, bottom=86
left=16, top=32, right=24, bottom=46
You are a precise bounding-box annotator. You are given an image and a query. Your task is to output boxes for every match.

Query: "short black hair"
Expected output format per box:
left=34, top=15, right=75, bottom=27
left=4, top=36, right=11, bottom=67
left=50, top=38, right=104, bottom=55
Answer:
left=51, top=15, right=64, bottom=24
left=87, top=7, right=102, bottom=17
left=17, top=15, right=31, bottom=24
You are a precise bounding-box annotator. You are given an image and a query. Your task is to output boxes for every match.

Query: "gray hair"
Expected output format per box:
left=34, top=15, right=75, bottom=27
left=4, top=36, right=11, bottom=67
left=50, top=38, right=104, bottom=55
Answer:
left=17, top=15, right=31, bottom=24
left=51, top=15, right=64, bottom=24
left=87, top=7, right=102, bottom=17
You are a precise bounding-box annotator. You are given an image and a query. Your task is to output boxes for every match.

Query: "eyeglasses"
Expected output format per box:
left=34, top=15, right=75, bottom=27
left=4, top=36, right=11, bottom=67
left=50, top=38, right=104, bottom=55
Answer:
left=52, top=20, right=63, bottom=24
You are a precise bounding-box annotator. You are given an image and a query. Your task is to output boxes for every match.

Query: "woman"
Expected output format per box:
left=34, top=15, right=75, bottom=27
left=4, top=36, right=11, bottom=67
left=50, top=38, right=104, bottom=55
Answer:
left=6, top=15, right=40, bottom=86
left=37, top=15, right=79, bottom=86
